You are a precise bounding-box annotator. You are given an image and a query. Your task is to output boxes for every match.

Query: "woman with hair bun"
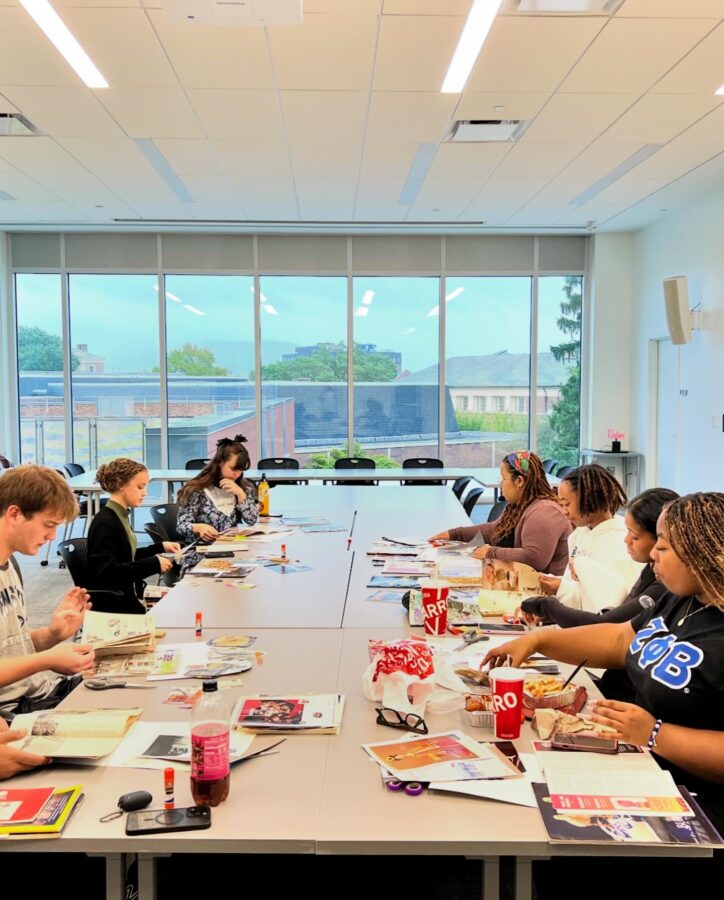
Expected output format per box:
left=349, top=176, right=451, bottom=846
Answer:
left=86, top=458, right=180, bottom=614
left=176, top=435, right=258, bottom=549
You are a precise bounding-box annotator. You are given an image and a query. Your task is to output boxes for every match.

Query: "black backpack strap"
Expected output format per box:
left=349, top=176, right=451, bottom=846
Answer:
left=9, top=554, right=23, bottom=587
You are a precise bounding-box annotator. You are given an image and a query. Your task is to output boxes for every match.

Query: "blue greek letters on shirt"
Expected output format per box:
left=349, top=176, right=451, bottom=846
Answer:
left=629, top=615, right=703, bottom=690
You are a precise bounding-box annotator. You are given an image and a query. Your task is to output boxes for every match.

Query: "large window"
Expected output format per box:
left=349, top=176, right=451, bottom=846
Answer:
left=164, top=275, right=254, bottom=468
left=536, top=276, right=583, bottom=468
left=15, top=274, right=66, bottom=466
left=68, top=275, right=160, bottom=469
left=352, top=277, right=439, bottom=467
left=259, top=276, right=348, bottom=463
left=444, top=277, right=532, bottom=466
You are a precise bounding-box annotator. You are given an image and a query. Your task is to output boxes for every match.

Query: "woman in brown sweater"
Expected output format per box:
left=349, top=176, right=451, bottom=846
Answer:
left=430, top=450, right=571, bottom=575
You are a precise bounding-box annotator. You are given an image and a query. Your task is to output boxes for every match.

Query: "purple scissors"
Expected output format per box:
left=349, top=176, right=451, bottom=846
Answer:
left=386, top=779, right=427, bottom=797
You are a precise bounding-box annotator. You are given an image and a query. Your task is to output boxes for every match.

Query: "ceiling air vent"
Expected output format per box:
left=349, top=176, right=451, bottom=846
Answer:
left=504, top=0, right=624, bottom=13
left=162, top=0, right=302, bottom=26
left=447, top=120, right=528, bottom=143
left=0, top=114, right=41, bottom=136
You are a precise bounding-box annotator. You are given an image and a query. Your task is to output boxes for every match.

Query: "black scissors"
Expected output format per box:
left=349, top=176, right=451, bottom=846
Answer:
left=84, top=677, right=156, bottom=691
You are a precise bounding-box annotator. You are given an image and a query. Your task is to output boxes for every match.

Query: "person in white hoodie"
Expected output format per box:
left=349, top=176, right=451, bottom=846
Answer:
left=539, top=464, right=643, bottom=613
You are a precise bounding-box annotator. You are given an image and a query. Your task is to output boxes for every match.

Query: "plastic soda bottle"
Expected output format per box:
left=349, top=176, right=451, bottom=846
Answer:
left=258, top=473, right=270, bottom=516
left=190, top=679, right=230, bottom=807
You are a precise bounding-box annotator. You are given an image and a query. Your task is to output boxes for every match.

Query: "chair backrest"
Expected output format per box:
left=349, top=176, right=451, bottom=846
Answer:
left=150, top=504, right=182, bottom=542
left=57, top=538, right=89, bottom=586
left=63, top=462, right=85, bottom=478
left=258, top=457, right=300, bottom=471
left=556, top=464, right=576, bottom=478
left=402, top=457, right=443, bottom=470
left=487, top=499, right=508, bottom=523
left=451, top=475, right=472, bottom=500
left=334, top=457, right=375, bottom=470
left=462, top=486, right=486, bottom=517
left=185, top=458, right=209, bottom=471
left=0, top=454, right=13, bottom=469
left=541, top=458, right=558, bottom=475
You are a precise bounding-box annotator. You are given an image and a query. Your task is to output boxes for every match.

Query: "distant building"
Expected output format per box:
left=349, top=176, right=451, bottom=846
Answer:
left=74, top=344, right=105, bottom=373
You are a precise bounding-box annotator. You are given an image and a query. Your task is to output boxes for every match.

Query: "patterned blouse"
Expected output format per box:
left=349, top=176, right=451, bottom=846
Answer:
left=177, top=480, right=258, bottom=570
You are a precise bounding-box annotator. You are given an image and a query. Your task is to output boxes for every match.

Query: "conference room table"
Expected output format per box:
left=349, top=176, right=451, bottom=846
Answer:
left=4, top=485, right=713, bottom=900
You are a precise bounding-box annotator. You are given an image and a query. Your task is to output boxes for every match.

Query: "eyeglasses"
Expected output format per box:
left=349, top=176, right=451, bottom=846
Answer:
left=375, top=707, right=428, bottom=735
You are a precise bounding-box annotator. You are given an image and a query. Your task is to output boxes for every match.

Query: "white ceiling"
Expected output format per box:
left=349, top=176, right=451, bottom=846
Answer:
left=0, top=0, right=723, bottom=233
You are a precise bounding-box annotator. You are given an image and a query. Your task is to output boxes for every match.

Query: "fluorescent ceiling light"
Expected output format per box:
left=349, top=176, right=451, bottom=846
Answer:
left=361, top=290, right=375, bottom=306
left=402, top=327, right=417, bottom=335
left=263, top=304, right=278, bottom=315
left=19, top=0, right=109, bottom=89
left=445, top=287, right=464, bottom=302
left=441, top=0, right=501, bottom=94
left=716, top=83, right=724, bottom=95
left=166, top=291, right=182, bottom=303
left=251, top=286, right=269, bottom=303
left=570, top=144, right=663, bottom=206
left=183, top=304, right=204, bottom=316
left=135, top=138, right=194, bottom=203
left=354, top=307, right=369, bottom=317
left=399, top=143, right=438, bottom=206
left=426, top=305, right=440, bottom=317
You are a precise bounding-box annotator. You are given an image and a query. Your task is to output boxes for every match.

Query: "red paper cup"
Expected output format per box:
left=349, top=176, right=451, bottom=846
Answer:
left=489, top=666, right=525, bottom=740
left=421, top=582, right=449, bottom=636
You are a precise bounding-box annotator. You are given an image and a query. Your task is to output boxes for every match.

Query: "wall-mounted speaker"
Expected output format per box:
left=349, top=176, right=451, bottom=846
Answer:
left=663, top=276, right=692, bottom=345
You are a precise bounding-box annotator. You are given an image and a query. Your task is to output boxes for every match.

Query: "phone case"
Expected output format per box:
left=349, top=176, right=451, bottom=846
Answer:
left=550, top=733, right=618, bottom=754
left=125, top=806, right=211, bottom=835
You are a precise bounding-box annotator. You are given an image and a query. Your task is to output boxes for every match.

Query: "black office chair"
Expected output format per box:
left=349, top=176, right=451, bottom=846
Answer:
left=401, top=457, right=444, bottom=486
left=487, top=499, right=508, bottom=522
left=541, top=458, right=559, bottom=475
left=333, top=457, right=377, bottom=486
left=57, top=538, right=123, bottom=605
left=0, top=454, right=14, bottom=468
left=149, top=504, right=184, bottom=544
left=451, top=476, right=472, bottom=500
left=556, top=464, right=576, bottom=478
left=62, top=462, right=109, bottom=537
left=462, top=486, right=486, bottom=518
left=257, top=457, right=306, bottom=486
left=185, top=458, right=209, bottom=471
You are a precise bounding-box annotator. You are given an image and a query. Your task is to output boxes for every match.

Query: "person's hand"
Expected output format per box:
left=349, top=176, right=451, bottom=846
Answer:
left=472, top=545, right=491, bottom=560
left=0, top=730, right=50, bottom=780
left=157, top=555, right=173, bottom=573
left=162, top=542, right=181, bottom=554
left=538, top=574, right=561, bottom=596
left=589, top=699, right=657, bottom=746
left=192, top=523, right=219, bottom=541
left=479, top=633, right=540, bottom=670
left=220, top=478, right=247, bottom=502
left=518, top=606, right=543, bottom=627
left=43, top=643, right=95, bottom=675
left=428, top=530, right=450, bottom=542
left=48, top=587, right=91, bottom=641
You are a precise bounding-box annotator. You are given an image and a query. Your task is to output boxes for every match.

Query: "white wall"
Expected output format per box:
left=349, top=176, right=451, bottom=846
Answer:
left=587, top=232, right=636, bottom=454
left=632, top=189, right=724, bottom=493
left=0, top=232, right=19, bottom=460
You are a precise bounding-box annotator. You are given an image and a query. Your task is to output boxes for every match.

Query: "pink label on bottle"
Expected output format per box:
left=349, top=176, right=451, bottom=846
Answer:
left=191, top=728, right=230, bottom=781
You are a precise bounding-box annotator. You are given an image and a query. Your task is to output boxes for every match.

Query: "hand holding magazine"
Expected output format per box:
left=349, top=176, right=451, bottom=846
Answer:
left=81, top=611, right=156, bottom=657
left=9, top=708, right=143, bottom=759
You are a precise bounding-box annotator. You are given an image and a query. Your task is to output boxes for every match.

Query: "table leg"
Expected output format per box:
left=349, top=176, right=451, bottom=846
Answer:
left=86, top=851, right=126, bottom=900
left=138, top=853, right=171, bottom=900
left=512, top=857, right=533, bottom=900
left=479, top=857, right=499, bottom=900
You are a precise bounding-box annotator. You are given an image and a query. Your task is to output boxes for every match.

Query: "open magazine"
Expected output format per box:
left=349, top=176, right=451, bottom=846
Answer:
left=81, top=611, right=156, bottom=657
left=9, top=708, right=143, bottom=759
left=232, top=694, right=345, bottom=734
left=476, top=559, right=542, bottom=615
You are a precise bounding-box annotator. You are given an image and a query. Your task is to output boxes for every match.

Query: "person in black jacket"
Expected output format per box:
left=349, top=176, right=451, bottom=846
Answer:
left=86, top=458, right=180, bottom=614
left=520, top=487, right=679, bottom=629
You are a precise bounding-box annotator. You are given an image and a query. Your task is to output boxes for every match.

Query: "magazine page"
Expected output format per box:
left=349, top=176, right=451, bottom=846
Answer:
left=545, top=768, right=693, bottom=817
left=10, top=709, right=143, bottom=758
left=82, top=611, right=156, bottom=653
left=233, top=695, right=341, bottom=731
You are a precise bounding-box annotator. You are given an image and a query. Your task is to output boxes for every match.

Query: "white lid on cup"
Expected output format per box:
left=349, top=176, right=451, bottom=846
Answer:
left=488, top=666, right=525, bottom=683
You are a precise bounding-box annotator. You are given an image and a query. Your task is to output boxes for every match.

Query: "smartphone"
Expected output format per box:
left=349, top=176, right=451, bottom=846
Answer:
left=551, top=732, right=619, bottom=754
left=125, top=806, right=211, bottom=835
left=204, top=551, right=235, bottom=559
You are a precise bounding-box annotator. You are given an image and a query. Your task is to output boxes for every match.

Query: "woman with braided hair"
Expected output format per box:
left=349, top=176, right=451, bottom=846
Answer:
left=177, top=435, right=258, bottom=553
left=539, top=463, right=643, bottom=614
left=429, top=451, right=571, bottom=574
left=482, top=492, right=724, bottom=834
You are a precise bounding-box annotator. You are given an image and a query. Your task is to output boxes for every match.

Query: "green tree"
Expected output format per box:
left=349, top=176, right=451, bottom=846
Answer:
left=538, top=277, right=582, bottom=467
left=307, top=442, right=401, bottom=469
left=258, top=344, right=396, bottom=383
left=163, top=343, right=229, bottom=376
left=17, top=326, right=79, bottom=371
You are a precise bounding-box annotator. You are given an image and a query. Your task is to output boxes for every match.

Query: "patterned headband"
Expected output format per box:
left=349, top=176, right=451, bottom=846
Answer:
left=506, top=451, right=530, bottom=476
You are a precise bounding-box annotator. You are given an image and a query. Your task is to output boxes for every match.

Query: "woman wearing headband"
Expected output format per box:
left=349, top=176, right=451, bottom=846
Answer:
left=429, top=451, right=571, bottom=575
left=177, top=435, right=258, bottom=552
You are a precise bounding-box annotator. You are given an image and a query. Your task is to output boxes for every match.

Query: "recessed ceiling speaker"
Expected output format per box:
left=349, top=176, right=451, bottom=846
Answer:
left=663, top=276, right=693, bottom=345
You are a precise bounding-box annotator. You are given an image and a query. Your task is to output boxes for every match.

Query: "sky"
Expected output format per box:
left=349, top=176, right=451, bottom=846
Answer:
left=15, top=273, right=579, bottom=376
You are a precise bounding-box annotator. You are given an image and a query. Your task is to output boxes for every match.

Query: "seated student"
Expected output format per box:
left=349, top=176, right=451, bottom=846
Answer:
left=521, top=487, right=679, bottom=627
left=482, top=492, right=724, bottom=834
left=177, top=435, right=259, bottom=552
left=539, top=464, right=643, bottom=613
left=0, top=465, right=95, bottom=734
left=429, top=451, right=571, bottom=575
left=86, top=458, right=180, bottom=614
